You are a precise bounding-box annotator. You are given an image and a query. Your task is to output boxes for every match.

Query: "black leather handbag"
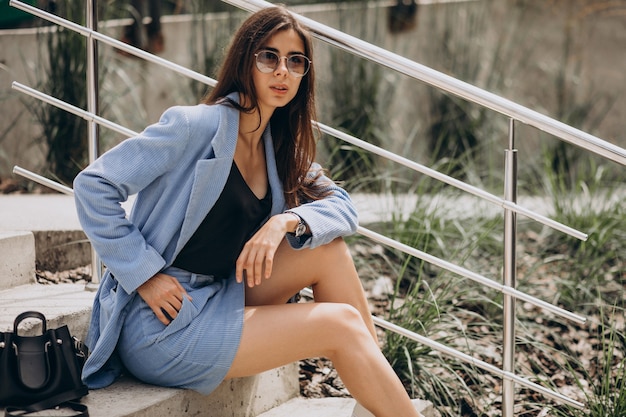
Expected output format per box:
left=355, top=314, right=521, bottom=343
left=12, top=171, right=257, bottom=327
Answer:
left=0, top=311, right=89, bottom=416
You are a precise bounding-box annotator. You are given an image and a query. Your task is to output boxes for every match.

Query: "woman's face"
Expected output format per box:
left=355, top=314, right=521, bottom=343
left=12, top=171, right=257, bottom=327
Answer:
left=252, top=28, right=307, bottom=117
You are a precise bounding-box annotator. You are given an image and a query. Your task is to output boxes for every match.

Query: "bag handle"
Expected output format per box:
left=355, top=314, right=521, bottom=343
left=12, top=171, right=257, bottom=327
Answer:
left=13, top=311, right=47, bottom=335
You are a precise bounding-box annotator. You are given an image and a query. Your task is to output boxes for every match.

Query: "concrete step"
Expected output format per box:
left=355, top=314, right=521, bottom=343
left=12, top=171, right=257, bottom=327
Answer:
left=0, top=282, right=94, bottom=339
left=0, top=231, right=36, bottom=290
left=0, top=195, right=95, bottom=271
left=79, top=364, right=300, bottom=417
left=256, top=397, right=439, bottom=417
left=0, top=366, right=299, bottom=417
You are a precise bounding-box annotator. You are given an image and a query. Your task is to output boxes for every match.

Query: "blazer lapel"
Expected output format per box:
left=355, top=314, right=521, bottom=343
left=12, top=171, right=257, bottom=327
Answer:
left=175, top=102, right=239, bottom=254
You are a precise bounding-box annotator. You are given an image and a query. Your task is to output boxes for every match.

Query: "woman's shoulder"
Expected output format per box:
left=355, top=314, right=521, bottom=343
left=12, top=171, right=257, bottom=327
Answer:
left=161, top=102, right=219, bottom=122
left=163, top=101, right=238, bottom=128
left=151, top=103, right=224, bottom=139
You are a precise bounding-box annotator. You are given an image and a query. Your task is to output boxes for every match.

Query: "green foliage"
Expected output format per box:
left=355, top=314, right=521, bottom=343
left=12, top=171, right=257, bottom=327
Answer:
left=423, top=0, right=531, bottom=188
left=376, top=157, right=624, bottom=416
left=535, top=159, right=625, bottom=313
left=585, top=312, right=626, bottom=417
left=185, top=1, right=244, bottom=100
left=343, top=79, right=623, bottom=413
left=372, top=191, right=503, bottom=415
left=540, top=307, right=626, bottom=417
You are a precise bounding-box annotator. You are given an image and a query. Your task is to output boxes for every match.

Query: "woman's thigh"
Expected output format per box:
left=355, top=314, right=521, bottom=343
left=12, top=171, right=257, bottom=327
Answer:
left=244, top=237, right=366, bottom=307
left=225, top=301, right=370, bottom=379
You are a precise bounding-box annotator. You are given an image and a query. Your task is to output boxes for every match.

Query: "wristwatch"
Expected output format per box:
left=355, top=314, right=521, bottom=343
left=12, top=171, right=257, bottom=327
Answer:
left=287, top=211, right=307, bottom=237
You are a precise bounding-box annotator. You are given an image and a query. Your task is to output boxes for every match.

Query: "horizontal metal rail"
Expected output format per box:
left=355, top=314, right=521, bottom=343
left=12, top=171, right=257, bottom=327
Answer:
left=300, top=287, right=584, bottom=410
left=224, top=0, right=626, bottom=168
left=317, top=122, right=587, bottom=241
left=12, top=166, right=73, bottom=195
left=358, top=226, right=586, bottom=324
left=12, top=82, right=138, bottom=138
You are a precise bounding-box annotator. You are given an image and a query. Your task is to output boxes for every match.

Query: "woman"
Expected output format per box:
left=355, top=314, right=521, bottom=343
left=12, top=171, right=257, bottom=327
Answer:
left=74, top=6, right=423, bottom=417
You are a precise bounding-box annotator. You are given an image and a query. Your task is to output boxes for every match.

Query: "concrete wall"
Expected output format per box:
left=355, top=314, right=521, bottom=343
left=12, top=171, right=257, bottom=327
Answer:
left=1, top=0, right=624, bottom=181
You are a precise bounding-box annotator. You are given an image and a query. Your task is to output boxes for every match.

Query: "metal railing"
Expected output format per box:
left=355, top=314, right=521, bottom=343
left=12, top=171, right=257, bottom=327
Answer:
left=8, top=0, right=626, bottom=415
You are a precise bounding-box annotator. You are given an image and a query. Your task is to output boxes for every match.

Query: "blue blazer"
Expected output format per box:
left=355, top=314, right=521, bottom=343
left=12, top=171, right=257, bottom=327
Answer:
left=73, top=93, right=358, bottom=388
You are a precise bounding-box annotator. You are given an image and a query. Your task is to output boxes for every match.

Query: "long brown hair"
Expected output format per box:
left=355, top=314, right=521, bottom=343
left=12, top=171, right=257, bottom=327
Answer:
left=202, top=6, right=329, bottom=208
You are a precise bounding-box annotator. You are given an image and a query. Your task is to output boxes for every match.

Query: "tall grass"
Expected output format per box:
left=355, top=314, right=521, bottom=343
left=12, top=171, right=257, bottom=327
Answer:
left=367, top=182, right=623, bottom=416
left=374, top=190, right=504, bottom=415
left=366, top=152, right=624, bottom=416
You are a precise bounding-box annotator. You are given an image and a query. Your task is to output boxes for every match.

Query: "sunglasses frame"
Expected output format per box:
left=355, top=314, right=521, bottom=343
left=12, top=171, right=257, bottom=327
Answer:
left=254, top=50, right=311, bottom=77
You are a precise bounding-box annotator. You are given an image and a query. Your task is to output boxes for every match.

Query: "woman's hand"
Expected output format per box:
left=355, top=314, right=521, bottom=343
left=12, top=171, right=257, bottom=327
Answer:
left=137, top=272, right=192, bottom=325
left=236, top=213, right=297, bottom=288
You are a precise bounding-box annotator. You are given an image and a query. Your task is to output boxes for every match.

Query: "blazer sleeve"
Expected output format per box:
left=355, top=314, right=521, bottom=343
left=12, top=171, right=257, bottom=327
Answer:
left=285, top=162, right=358, bottom=249
left=73, top=106, right=193, bottom=294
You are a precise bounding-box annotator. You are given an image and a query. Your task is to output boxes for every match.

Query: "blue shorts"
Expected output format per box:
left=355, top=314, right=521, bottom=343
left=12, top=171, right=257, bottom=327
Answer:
left=117, top=266, right=244, bottom=394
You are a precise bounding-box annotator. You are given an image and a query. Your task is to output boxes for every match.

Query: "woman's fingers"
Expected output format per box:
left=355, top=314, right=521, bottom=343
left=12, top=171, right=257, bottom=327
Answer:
left=235, top=214, right=291, bottom=286
left=138, top=272, right=191, bottom=325
left=237, top=245, right=275, bottom=288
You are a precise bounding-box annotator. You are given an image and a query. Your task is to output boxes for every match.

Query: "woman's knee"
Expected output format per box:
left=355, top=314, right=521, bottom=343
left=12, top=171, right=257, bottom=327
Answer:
left=317, top=303, right=372, bottom=349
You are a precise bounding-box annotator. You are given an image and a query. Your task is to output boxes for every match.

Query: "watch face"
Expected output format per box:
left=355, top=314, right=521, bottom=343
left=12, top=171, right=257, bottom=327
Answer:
left=295, top=222, right=307, bottom=237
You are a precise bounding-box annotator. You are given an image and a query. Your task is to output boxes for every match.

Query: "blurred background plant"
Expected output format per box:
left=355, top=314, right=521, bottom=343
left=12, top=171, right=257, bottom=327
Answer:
left=27, top=0, right=88, bottom=187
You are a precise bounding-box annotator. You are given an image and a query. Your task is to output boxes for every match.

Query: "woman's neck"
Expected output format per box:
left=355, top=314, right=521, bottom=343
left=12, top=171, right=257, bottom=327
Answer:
left=238, top=93, right=273, bottom=148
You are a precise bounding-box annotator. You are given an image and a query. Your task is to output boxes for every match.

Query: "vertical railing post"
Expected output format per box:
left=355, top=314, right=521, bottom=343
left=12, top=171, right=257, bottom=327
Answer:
left=502, top=118, right=518, bottom=416
left=85, top=0, right=101, bottom=290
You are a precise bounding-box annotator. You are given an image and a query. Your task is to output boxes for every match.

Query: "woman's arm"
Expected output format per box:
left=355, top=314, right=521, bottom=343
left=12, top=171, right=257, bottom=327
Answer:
left=73, top=106, right=193, bottom=294
left=284, top=162, right=358, bottom=249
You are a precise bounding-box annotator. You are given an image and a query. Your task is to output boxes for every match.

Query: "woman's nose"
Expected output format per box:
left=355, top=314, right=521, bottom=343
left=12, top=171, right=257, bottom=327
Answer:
left=274, top=56, right=289, bottom=75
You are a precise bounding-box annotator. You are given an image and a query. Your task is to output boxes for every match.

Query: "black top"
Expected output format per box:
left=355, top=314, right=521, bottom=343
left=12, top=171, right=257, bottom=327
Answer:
left=172, top=162, right=272, bottom=278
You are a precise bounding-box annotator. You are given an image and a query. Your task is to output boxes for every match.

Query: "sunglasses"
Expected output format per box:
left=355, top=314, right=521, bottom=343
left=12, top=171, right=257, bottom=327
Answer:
left=254, top=50, right=311, bottom=77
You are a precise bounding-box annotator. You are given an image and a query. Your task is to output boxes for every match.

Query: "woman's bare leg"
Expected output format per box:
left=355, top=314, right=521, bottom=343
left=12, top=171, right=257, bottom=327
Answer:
left=225, top=238, right=422, bottom=417
left=225, top=303, right=421, bottom=417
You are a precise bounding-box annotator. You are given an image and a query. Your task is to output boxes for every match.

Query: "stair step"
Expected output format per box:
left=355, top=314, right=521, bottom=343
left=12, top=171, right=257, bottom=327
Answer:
left=0, top=282, right=94, bottom=338
left=80, top=363, right=299, bottom=417
left=0, top=231, right=36, bottom=290
left=0, top=195, right=96, bottom=271
left=256, top=397, right=439, bottom=417
left=257, top=398, right=356, bottom=417
left=0, top=364, right=299, bottom=417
